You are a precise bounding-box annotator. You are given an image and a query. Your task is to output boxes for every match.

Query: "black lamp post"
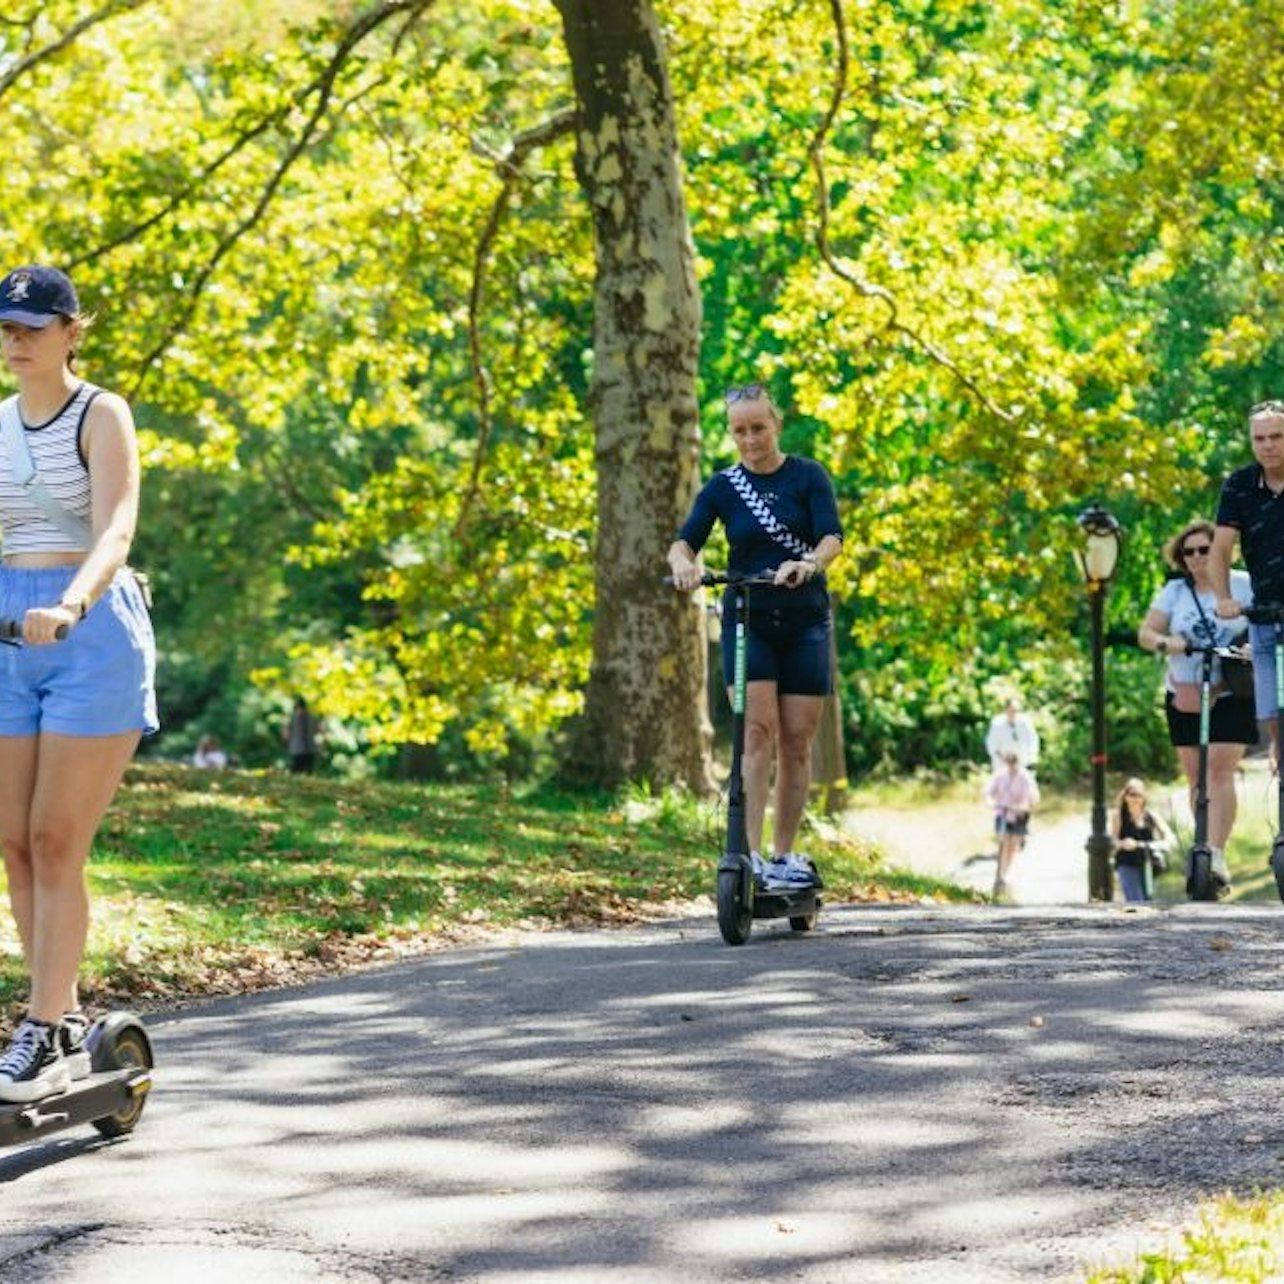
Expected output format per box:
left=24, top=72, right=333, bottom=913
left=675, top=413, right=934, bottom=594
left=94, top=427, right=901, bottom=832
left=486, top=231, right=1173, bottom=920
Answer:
left=1076, top=504, right=1124, bottom=902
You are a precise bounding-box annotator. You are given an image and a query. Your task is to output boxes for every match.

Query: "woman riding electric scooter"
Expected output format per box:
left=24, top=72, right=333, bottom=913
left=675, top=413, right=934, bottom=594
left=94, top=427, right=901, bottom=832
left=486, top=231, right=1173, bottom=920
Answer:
left=667, top=382, right=843, bottom=934
left=1139, top=521, right=1254, bottom=898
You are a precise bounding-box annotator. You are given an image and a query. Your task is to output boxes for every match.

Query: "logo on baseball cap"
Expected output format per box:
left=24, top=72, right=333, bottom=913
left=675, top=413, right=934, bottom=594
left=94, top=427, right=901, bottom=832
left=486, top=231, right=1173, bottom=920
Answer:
left=0, top=266, right=79, bottom=328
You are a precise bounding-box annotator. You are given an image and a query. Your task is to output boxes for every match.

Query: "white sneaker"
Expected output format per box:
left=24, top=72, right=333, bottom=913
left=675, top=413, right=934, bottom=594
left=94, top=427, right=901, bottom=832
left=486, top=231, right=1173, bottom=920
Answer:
left=59, top=1012, right=93, bottom=1081
left=763, top=853, right=822, bottom=890
left=0, top=1018, right=70, bottom=1103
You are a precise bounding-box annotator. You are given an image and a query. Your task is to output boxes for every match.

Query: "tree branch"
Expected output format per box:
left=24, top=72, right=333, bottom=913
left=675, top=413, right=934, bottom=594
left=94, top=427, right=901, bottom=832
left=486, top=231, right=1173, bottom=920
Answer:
left=124, top=0, right=437, bottom=398
left=812, top=0, right=1015, bottom=423
left=0, top=0, right=152, bottom=103
left=454, top=107, right=577, bottom=541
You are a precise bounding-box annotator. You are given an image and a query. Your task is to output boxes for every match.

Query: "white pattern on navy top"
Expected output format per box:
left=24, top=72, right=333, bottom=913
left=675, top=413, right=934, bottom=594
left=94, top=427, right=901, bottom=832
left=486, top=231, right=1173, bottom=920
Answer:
left=0, top=382, right=98, bottom=554
left=722, top=463, right=816, bottom=560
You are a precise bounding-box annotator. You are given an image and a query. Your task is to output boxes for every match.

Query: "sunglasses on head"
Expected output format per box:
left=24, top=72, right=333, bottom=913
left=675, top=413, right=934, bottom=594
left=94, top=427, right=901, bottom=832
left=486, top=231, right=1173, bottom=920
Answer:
left=724, top=384, right=767, bottom=404
left=1251, top=399, right=1284, bottom=417
left=1182, top=543, right=1212, bottom=558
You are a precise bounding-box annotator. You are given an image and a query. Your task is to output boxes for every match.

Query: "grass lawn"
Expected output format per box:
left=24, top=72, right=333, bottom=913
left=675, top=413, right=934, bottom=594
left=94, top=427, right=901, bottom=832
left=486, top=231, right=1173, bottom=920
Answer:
left=0, top=761, right=974, bottom=1027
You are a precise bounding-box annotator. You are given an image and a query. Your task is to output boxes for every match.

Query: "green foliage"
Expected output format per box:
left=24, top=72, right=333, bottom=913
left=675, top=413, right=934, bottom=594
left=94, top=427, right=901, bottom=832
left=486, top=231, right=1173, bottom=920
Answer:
left=1, top=1, right=1281, bottom=779
left=1085, top=1192, right=1284, bottom=1283
left=843, top=629, right=1173, bottom=787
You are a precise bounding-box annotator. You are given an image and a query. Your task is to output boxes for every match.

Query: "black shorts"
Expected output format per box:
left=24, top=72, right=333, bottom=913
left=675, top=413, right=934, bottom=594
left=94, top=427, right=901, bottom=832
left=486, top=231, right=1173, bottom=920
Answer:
left=720, top=609, right=833, bottom=696
left=994, top=811, right=1030, bottom=837
left=1164, top=691, right=1258, bottom=748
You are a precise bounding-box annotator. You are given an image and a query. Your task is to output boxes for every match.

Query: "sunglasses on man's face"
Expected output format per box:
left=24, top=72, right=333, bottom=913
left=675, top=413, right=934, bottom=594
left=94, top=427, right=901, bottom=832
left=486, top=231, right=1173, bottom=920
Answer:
left=1182, top=543, right=1212, bottom=558
left=724, top=384, right=767, bottom=404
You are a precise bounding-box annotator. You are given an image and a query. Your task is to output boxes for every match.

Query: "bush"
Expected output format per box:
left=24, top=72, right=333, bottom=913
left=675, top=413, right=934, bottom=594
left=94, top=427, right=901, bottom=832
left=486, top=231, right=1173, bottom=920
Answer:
left=841, top=641, right=1174, bottom=788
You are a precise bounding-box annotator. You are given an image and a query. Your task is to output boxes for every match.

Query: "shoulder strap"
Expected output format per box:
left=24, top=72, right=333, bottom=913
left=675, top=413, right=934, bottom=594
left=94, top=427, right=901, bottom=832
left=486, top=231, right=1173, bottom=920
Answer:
left=722, top=463, right=814, bottom=559
left=0, top=394, right=93, bottom=546
left=1186, top=579, right=1220, bottom=640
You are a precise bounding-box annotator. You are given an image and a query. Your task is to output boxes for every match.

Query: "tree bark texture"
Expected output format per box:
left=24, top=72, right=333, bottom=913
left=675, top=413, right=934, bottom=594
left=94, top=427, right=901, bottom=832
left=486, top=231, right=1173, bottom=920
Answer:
left=553, top=0, right=713, bottom=790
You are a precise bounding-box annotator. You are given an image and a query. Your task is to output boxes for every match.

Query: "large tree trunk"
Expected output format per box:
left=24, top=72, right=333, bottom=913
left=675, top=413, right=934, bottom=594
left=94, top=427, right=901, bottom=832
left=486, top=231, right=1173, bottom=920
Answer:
left=553, top=0, right=713, bottom=790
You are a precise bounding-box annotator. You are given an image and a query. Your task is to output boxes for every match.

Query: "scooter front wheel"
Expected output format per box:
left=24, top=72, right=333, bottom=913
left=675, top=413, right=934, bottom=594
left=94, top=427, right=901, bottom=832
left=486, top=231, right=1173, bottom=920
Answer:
left=1270, top=839, right=1284, bottom=905
left=716, top=866, right=753, bottom=945
left=1187, top=846, right=1215, bottom=902
left=89, top=1016, right=154, bottom=1138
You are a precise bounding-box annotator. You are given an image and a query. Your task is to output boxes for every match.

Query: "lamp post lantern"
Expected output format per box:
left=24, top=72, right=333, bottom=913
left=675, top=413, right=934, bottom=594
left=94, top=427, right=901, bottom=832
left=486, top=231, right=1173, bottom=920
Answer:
left=1076, top=503, right=1124, bottom=902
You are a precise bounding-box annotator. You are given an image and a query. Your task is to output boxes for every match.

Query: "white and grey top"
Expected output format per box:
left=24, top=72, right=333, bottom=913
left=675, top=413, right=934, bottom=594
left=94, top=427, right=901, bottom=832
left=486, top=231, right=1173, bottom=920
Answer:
left=0, top=382, right=97, bottom=555
left=1150, top=569, right=1252, bottom=690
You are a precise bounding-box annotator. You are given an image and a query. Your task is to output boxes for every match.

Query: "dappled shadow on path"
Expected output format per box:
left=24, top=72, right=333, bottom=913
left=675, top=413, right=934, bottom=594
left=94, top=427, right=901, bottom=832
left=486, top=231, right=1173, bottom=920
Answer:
left=5, top=903, right=1284, bottom=1282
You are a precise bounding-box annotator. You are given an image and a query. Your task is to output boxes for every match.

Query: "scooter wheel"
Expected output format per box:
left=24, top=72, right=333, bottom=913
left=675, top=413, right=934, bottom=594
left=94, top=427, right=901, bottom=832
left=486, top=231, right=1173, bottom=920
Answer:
left=716, top=868, right=752, bottom=945
left=1270, top=841, right=1284, bottom=906
left=1187, top=847, right=1215, bottom=902
left=90, top=1019, right=154, bottom=1138
left=789, top=913, right=817, bottom=933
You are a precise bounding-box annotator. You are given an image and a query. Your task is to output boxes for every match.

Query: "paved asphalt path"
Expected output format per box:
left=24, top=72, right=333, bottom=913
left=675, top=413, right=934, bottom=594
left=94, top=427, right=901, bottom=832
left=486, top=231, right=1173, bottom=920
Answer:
left=2, top=900, right=1284, bottom=1283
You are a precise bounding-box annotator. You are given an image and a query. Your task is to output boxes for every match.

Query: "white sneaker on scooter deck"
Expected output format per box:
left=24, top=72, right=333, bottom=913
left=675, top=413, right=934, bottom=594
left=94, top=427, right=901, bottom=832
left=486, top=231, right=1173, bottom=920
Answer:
left=763, top=853, right=822, bottom=891
left=0, top=1018, right=71, bottom=1104
left=59, top=1012, right=93, bottom=1081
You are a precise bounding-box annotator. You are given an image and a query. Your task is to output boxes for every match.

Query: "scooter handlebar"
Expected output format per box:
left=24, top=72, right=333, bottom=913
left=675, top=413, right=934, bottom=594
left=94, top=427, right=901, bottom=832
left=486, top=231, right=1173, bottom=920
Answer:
left=0, top=617, right=69, bottom=642
left=663, top=570, right=780, bottom=588
left=1244, top=602, right=1284, bottom=626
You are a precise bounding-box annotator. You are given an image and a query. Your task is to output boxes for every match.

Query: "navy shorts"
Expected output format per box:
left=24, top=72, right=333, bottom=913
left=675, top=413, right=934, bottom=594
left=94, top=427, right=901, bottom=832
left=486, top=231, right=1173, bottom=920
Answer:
left=721, top=609, right=832, bottom=696
left=0, top=565, right=158, bottom=738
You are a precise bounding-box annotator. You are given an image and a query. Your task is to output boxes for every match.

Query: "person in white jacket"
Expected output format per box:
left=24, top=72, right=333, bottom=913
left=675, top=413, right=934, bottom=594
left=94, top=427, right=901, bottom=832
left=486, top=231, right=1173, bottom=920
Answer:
left=985, top=698, right=1040, bottom=773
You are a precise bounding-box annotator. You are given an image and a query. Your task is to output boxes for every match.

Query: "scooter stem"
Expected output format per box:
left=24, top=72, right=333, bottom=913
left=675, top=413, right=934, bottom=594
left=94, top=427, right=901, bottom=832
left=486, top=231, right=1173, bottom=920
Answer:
left=725, top=581, right=750, bottom=857
left=1194, top=645, right=1212, bottom=846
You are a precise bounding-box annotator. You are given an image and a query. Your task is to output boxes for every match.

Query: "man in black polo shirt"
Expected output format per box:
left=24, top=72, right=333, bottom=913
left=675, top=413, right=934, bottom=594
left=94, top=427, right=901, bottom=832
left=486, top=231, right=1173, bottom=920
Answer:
left=1212, top=400, right=1284, bottom=758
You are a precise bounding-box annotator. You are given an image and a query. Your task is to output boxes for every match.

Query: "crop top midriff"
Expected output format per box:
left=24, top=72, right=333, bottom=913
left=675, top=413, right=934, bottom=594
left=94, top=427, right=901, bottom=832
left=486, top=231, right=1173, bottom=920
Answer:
left=0, top=382, right=97, bottom=555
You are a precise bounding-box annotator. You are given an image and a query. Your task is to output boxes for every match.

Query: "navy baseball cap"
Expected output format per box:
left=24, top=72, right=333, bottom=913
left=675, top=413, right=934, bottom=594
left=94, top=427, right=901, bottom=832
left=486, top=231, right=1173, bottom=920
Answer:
left=0, top=266, right=79, bottom=328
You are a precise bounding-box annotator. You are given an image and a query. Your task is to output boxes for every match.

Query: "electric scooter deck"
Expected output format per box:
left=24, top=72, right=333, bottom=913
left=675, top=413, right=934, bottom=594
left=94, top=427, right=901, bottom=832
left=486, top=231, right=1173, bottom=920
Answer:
left=0, top=1066, right=152, bottom=1147
left=0, top=1012, right=154, bottom=1148
left=752, top=886, right=821, bottom=920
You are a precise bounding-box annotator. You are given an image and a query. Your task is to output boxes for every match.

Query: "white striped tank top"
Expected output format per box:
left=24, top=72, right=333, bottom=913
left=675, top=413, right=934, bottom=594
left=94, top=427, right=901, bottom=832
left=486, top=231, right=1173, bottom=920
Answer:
left=0, top=381, right=97, bottom=554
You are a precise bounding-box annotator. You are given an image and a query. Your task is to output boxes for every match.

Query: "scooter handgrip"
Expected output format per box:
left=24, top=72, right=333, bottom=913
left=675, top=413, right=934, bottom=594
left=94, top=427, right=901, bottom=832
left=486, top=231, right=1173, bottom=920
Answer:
left=0, top=619, right=69, bottom=640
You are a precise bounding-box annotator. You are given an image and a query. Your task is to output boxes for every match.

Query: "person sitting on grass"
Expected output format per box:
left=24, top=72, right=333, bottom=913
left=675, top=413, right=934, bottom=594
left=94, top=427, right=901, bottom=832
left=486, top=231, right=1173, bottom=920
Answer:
left=984, top=751, right=1039, bottom=901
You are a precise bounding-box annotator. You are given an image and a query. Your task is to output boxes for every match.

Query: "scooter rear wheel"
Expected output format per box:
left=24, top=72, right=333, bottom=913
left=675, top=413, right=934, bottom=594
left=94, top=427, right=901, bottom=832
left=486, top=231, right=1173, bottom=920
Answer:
left=1187, top=846, right=1215, bottom=902
left=716, top=868, right=753, bottom=945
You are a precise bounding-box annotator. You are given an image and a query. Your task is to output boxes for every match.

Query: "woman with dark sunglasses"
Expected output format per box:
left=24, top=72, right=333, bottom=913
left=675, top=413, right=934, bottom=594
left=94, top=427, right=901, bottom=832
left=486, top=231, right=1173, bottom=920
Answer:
left=1138, top=519, right=1254, bottom=894
left=667, top=384, right=843, bottom=892
left=1110, top=778, right=1173, bottom=903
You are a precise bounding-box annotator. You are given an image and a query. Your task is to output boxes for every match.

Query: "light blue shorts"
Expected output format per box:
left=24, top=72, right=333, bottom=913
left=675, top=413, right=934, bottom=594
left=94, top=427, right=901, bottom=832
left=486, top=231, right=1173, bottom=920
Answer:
left=1249, top=622, right=1282, bottom=721
left=0, top=566, right=158, bottom=738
